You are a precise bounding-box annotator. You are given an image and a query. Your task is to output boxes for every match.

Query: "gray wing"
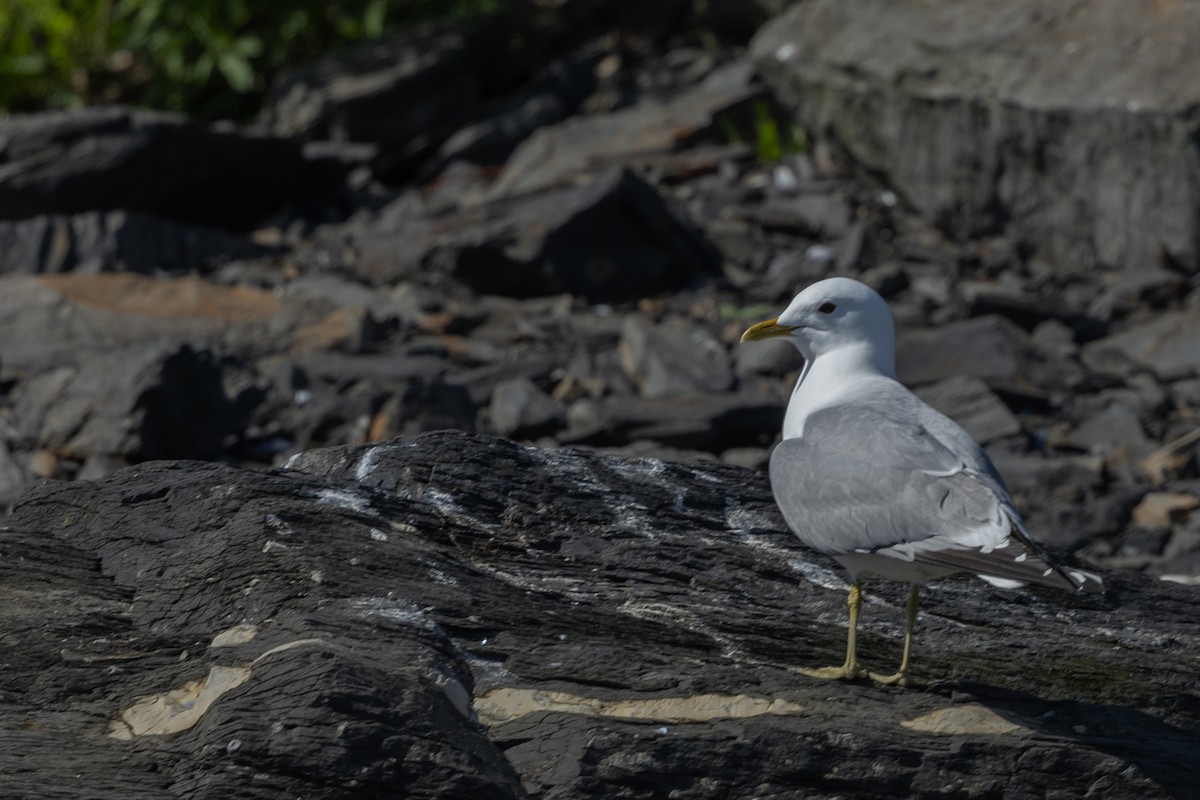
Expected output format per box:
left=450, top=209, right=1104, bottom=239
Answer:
left=770, top=404, right=1093, bottom=591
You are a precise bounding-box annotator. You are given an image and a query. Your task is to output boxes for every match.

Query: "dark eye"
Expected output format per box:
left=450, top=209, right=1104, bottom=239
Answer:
left=818, top=302, right=837, bottom=314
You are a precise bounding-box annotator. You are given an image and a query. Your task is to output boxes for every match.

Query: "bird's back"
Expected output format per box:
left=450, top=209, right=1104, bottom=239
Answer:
left=769, top=377, right=1098, bottom=591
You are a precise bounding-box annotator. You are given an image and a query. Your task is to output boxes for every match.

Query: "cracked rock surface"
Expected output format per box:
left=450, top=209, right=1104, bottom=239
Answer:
left=3, top=431, right=1197, bottom=798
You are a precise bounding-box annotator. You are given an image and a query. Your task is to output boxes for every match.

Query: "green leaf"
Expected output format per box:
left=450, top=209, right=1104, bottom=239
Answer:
left=217, top=51, right=254, bottom=93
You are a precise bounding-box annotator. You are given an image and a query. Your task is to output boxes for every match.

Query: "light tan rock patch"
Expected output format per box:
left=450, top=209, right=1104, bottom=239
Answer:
left=475, top=688, right=805, bottom=727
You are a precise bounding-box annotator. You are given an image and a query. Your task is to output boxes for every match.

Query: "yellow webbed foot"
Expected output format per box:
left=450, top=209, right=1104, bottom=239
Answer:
left=799, top=663, right=869, bottom=681
left=869, top=670, right=917, bottom=687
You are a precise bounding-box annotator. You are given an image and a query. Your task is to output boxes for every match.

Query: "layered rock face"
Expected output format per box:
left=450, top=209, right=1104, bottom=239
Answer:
left=4, top=431, right=1197, bottom=798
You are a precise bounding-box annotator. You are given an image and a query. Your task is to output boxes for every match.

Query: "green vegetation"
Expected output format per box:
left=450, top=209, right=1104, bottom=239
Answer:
left=717, top=99, right=808, bottom=165
left=0, top=0, right=497, bottom=119
left=751, top=100, right=807, bottom=164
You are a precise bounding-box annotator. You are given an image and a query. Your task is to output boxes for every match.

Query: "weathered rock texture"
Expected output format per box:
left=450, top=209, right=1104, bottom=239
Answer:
left=0, top=107, right=343, bottom=229
left=751, top=0, right=1200, bottom=273
left=3, top=17, right=1200, bottom=798
left=2, top=431, right=1197, bottom=798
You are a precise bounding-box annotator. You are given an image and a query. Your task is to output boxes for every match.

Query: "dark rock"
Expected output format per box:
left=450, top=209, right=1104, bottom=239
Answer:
left=1047, top=489, right=1147, bottom=555
left=696, top=0, right=799, bottom=40
left=564, top=392, right=785, bottom=452
left=1031, top=319, right=1079, bottom=360
left=247, top=353, right=477, bottom=459
left=914, top=375, right=1022, bottom=445
left=0, top=274, right=284, bottom=374
left=962, top=282, right=1102, bottom=335
left=489, top=61, right=763, bottom=198
left=754, top=188, right=852, bottom=238
left=2, top=430, right=1196, bottom=797
left=987, top=450, right=1106, bottom=551
left=0, top=211, right=270, bottom=275
left=1084, top=310, right=1200, bottom=381
left=358, top=167, right=720, bottom=303
left=0, top=440, right=27, bottom=515
left=619, top=316, right=733, bottom=398
left=1087, top=268, right=1188, bottom=322
left=448, top=354, right=564, bottom=407
left=896, top=315, right=1079, bottom=395
left=12, top=343, right=248, bottom=463
left=0, top=107, right=342, bottom=229
left=262, top=21, right=503, bottom=146
left=751, top=0, right=1200, bottom=273
left=433, top=44, right=602, bottom=170
left=488, top=377, right=566, bottom=439
left=1068, top=393, right=1157, bottom=471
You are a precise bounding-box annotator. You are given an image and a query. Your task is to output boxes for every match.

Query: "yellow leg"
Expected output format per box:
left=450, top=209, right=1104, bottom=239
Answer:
left=800, top=581, right=867, bottom=681
left=871, top=584, right=919, bottom=686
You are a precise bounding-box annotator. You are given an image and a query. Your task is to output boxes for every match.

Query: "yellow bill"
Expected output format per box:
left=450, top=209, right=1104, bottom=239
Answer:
left=740, top=318, right=797, bottom=343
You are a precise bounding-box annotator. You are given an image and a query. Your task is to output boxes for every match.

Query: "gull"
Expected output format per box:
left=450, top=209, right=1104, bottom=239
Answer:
left=741, top=277, right=1102, bottom=685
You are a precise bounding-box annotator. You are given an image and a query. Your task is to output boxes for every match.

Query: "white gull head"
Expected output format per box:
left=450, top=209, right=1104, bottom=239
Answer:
left=741, top=277, right=896, bottom=378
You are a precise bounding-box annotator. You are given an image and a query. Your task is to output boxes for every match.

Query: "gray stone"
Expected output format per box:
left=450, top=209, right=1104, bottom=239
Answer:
left=0, top=440, right=27, bottom=516
left=619, top=316, right=734, bottom=398
left=754, top=190, right=852, bottom=237
left=1087, top=267, right=1187, bottom=321
left=262, top=21, right=498, bottom=143
left=13, top=343, right=243, bottom=462
left=896, top=315, right=1078, bottom=394
left=914, top=375, right=1022, bottom=445
left=357, top=167, right=720, bottom=303
left=1070, top=401, right=1156, bottom=471
left=987, top=450, right=1111, bottom=552
left=0, top=107, right=341, bottom=229
left=751, top=0, right=1200, bottom=273
left=563, top=392, right=785, bottom=452
left=1084, top=310, right=1200, bottom=381
left=433, top=45, right=601, bottom=169
left=0, top=211, right=268, bottom=276
left=1031, top=319, right=1078, bottom=360
left=490, top=61, right=762, bottom=198
left=488, top=377, right=566, bottom=439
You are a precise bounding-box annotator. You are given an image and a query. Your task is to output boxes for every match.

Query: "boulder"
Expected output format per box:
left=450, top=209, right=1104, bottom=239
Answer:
left=12, top=343, right=246, bottom=464
left=619, top=316, right=734, bottom=398
left=2, top=430, right=1196, bottom=797
left=0, top=274, right=283, bottom=375
left=357, top=168, right=720, bottom=302
left=751, top=0, right=1200, bottom=273
left=914, top=375, right=1022, bottom=445
left=0, top=107, right=343, bottom=229
left=0, top=211, right=269, bottom=275
left=564, top=392, right=784, bottom=452
left=490, top=61, right=763, bottom=198
left=487, top=377, right=566, bottom=439
left=1083, top=310, right=1200, bottom=382
left=896, top=315, right=1079, bottom=395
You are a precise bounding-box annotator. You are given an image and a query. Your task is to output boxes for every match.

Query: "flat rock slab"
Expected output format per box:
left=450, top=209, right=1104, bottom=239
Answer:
left=490, top=61, right=762, bottom=198
left=896, top=314, right=1079, bottom=396
left=357, top=167, right=719, bottom=302
left=914, top=374, right=1021, bottom=445
left=751, top=0, right=1200, bottom=272
left=0, top=107, right=341, bottom=229
left=1085, top=310, right=1200, bottom=381
left=0, top=273, right=283, bottom=374
left=0, top=211, right=269, bottom=275
left=4, top=430, right=1197, bottom=798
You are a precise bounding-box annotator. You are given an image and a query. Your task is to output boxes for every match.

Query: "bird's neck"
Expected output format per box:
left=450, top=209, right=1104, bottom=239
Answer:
left=782, top=342, right=896, bottom=440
